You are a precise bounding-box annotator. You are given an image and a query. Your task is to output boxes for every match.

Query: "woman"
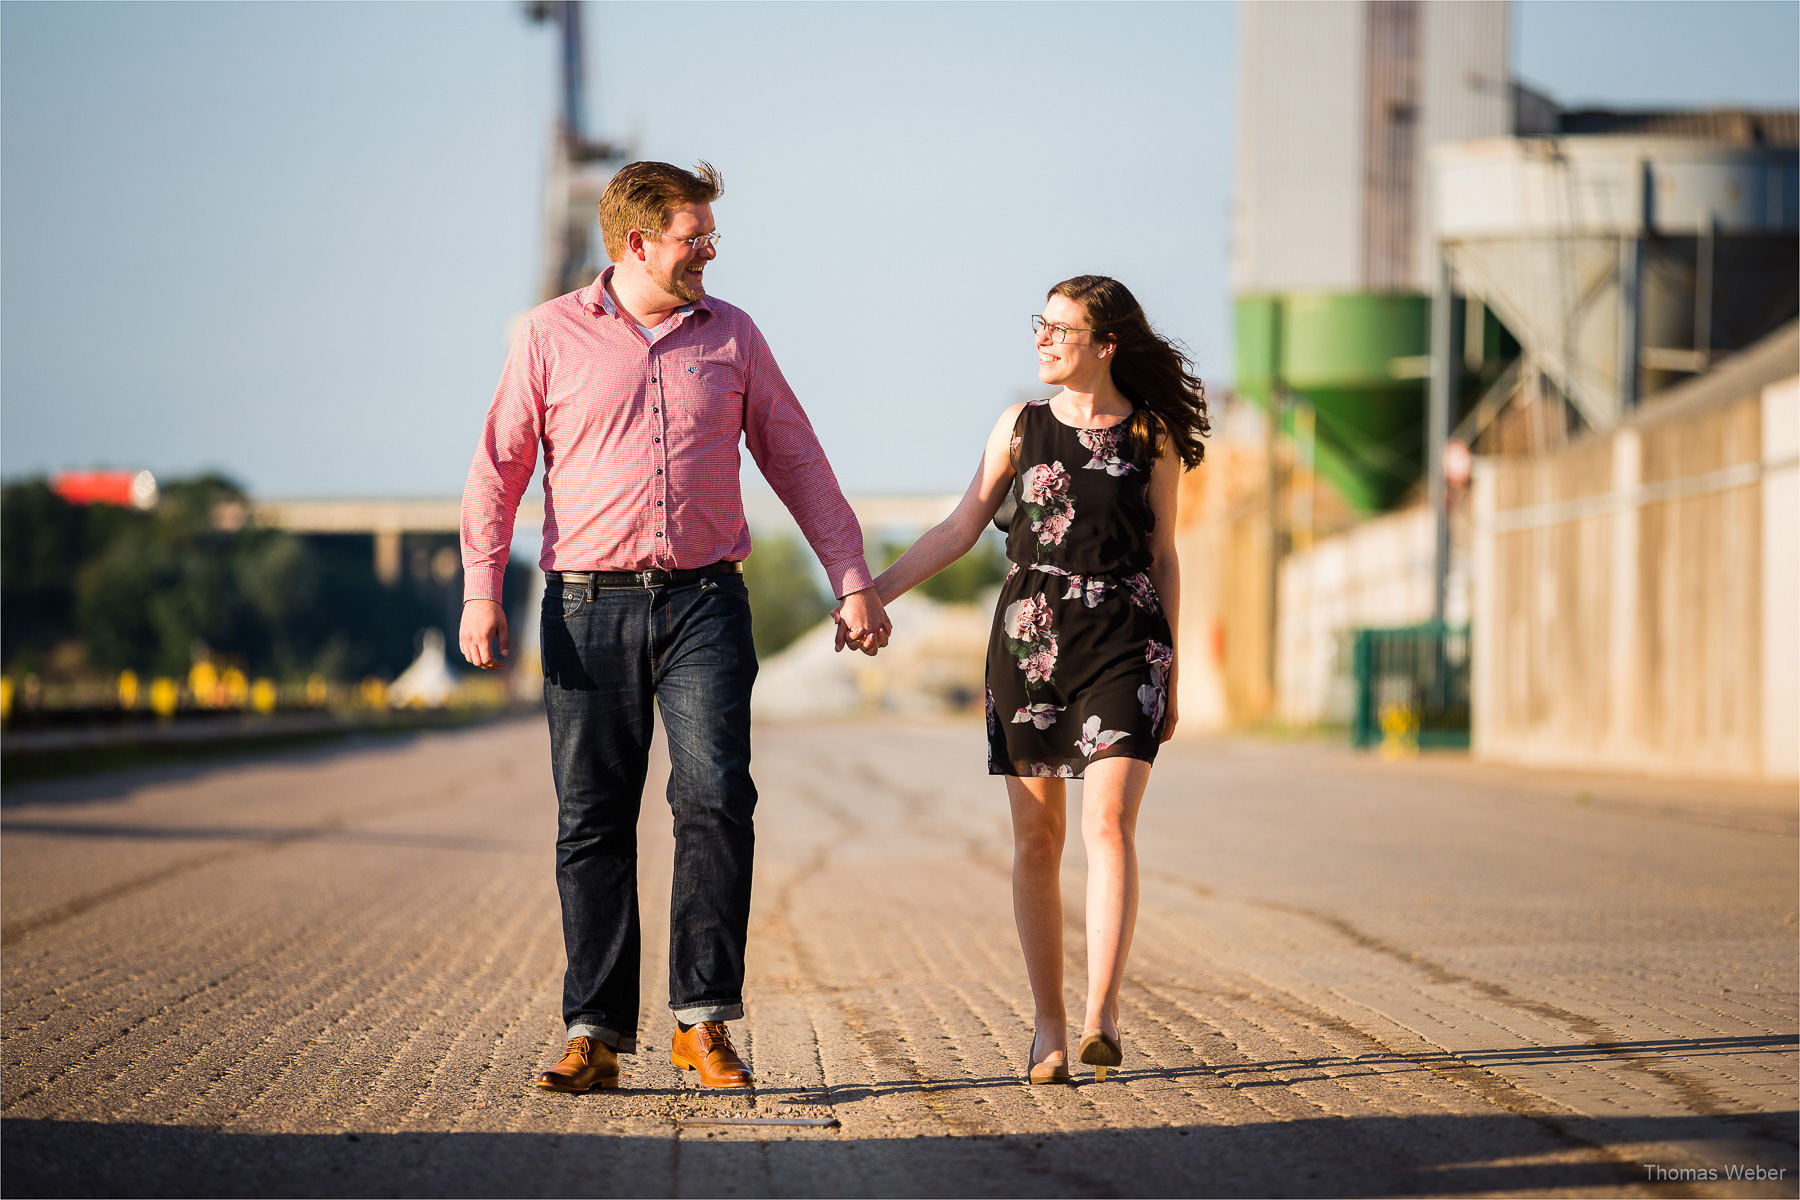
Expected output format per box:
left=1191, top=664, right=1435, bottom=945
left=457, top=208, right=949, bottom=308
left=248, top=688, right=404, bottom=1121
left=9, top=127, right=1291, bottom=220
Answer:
left=839, top=275, right=1208, bottom=1083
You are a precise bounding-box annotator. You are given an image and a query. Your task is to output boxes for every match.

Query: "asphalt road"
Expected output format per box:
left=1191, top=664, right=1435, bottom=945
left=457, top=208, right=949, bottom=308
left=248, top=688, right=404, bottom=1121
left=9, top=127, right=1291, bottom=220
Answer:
left=3, top=716, right=1795, bottom=1198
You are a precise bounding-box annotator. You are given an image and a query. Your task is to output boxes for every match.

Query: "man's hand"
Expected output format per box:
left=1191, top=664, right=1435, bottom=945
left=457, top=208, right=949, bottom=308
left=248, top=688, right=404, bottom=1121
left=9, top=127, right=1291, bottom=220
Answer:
left=460, top=599, right=510, bottom=669
left=831, top=588, right=891, bottom=656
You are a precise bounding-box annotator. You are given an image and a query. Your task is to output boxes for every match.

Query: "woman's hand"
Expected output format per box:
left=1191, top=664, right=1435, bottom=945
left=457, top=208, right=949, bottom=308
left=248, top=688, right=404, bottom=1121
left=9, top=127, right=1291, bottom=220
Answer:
left=830, top=596, right=889, bottom=656
left=1160, top=684, right=1179, bottom=742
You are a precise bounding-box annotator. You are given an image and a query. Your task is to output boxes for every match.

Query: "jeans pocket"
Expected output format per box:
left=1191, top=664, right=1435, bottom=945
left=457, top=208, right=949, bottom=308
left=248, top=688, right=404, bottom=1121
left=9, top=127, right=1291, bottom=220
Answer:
left=561, top=588, right=585, bottom=618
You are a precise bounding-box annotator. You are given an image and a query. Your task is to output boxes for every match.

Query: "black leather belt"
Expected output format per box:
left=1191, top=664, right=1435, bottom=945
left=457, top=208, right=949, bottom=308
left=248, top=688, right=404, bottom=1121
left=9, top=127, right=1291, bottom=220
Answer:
left=546, top=560, right=743, bottom=596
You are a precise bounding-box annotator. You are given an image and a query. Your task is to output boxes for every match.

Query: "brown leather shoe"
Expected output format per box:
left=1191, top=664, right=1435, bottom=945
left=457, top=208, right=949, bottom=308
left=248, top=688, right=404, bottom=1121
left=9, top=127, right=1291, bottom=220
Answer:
left=532, top=1035, right=619, bottom=1092
left=670, top=1022, right=753, bottom=1088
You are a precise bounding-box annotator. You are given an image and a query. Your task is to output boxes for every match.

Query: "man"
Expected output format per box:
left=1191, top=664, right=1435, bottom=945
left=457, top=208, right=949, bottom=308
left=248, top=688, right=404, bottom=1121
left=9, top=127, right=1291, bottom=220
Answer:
left=459, top=160, right=889, bottom=1092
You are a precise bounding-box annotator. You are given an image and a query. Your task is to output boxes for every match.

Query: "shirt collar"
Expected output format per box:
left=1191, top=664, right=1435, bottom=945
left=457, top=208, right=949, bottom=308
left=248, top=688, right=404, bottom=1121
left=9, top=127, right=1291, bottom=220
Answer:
left=581, top=265, right=710, bottom=322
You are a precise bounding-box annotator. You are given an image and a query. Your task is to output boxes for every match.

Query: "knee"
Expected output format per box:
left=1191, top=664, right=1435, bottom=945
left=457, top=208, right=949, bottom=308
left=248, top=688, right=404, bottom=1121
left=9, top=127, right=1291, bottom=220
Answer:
left=1013, top=823, right=1063, bottom=866
left=1082, top=817, right=1133, bottom=855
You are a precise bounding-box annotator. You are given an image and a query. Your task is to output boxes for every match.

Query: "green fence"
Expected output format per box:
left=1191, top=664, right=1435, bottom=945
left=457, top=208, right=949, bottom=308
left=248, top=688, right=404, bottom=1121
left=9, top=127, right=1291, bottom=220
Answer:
left=1350, top=624, right=1471, bottom=751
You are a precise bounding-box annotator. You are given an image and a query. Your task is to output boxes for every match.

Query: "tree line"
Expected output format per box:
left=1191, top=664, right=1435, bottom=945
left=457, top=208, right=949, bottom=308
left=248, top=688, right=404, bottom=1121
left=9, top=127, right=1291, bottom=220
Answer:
left=1, top=475, right=513, bottom=684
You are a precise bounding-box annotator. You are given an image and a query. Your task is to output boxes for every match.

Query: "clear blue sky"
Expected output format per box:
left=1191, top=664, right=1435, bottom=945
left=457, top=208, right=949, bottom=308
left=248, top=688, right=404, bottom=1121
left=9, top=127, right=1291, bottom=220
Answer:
left=3, top=1, right=1795, bottom=498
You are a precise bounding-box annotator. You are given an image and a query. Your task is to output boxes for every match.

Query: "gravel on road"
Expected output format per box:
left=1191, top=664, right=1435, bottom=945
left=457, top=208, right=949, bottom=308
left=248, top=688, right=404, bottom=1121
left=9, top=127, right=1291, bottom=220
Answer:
left=3, top=716, right=1794, bottom=1197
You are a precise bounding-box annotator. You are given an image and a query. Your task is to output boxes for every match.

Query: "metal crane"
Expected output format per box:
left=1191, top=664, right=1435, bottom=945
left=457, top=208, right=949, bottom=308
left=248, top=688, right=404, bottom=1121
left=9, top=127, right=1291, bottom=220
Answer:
left=525, top=1, right=631, bottom=300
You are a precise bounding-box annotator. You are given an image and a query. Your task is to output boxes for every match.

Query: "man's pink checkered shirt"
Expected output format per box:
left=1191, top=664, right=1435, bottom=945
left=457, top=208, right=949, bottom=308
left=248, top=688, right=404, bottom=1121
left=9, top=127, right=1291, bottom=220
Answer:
left=460, top=268, right=872, bottom=604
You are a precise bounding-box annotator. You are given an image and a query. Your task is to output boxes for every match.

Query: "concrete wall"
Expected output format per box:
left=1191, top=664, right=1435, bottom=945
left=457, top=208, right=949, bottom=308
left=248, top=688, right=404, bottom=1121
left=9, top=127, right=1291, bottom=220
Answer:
left=1415, top=1, right=1511, bottom=288
left=1471, top=327, right=1799, bottom=781
left=1276, top=507, right=1432, bottom=726
left=1173, top=409, right=1277, bottom=732
left=1234, top=0, right=1510, bottom=296
left=1274, top=504, right=1474, bottom=726
left=1233, top=0, right=1367, bottom=294
left=1763, top=376, right=1800, bottom=779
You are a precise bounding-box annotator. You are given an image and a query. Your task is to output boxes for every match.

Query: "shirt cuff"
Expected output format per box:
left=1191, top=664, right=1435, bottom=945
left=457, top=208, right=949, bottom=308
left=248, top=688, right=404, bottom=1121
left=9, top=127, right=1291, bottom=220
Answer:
left=463, top=565, right=507, bottom=604
left=824, top=556, right=875, bottom=600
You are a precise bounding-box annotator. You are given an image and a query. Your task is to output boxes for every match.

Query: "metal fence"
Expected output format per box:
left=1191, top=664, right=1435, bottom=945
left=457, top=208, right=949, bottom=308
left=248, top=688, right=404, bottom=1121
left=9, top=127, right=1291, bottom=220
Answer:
left=1351, top=624, right=1471, bottom=751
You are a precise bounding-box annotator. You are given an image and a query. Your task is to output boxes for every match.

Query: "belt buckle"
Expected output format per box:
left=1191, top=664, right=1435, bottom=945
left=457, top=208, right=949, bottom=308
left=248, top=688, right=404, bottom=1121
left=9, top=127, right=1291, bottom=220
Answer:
left=640, top=569, right=656, bottom=588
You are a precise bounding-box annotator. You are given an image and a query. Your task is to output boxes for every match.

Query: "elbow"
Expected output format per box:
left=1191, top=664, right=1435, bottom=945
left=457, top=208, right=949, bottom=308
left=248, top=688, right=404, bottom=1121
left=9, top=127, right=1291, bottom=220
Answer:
left=936, top=515, right=985, bottom=558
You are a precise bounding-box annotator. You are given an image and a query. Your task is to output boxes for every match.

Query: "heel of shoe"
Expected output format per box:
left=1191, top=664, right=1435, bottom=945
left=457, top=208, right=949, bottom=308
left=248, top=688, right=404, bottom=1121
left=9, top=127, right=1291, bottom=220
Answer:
left=1077, top=1030, right=1122, bottom=1082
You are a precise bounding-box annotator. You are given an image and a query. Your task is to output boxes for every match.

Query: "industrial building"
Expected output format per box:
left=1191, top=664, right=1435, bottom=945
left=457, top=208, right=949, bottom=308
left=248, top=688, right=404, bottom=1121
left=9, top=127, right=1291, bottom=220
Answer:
left=1175, top=0, right=1798, bottom=782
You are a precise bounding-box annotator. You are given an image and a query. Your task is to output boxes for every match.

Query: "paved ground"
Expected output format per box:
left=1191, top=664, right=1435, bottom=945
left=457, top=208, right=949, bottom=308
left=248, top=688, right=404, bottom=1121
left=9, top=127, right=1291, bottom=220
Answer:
left=2, top=716, right=1795, bottom=1198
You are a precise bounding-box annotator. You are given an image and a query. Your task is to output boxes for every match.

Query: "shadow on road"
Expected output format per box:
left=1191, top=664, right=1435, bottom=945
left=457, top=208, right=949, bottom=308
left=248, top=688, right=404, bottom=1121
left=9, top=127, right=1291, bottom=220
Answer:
left=0, top=818, right=532, bottom=855
left=0, top=714, right=542, bottom=810
left=7, top=1113, right=1796, bottom=1197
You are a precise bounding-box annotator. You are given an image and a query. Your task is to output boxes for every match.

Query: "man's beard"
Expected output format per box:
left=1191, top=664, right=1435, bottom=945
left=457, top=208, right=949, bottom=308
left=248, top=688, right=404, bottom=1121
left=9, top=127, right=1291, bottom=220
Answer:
left=651, top=258, right=705, bottom=304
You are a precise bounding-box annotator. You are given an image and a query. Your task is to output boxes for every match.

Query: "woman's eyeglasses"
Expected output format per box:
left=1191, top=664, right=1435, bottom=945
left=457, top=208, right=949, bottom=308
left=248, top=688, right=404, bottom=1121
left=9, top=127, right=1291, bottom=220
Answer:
left=1031, top=314, right=1095, bottom=344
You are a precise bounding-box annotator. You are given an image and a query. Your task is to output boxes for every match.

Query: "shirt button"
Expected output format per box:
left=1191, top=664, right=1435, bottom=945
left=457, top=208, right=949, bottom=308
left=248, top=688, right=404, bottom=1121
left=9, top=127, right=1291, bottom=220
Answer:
left=654, top=437, right=661, bottom=444
left=656, top=500, right=663, bottom=506
left=655, top=531, right=664, bottom=537
left=656, top=468, right=663, bottom=475
left=652, top=407, right=659, bottom=414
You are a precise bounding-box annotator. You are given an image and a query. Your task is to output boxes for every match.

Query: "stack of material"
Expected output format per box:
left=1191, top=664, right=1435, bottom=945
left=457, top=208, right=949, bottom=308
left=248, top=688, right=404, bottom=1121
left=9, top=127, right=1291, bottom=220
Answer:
left=752, top=592, right=995, bottom=722
left=389, top=629, right=458, bottom=709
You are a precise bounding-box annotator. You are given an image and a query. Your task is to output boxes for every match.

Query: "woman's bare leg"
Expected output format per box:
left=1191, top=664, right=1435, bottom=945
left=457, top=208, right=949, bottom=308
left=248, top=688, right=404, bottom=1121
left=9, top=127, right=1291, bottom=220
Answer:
left=1006, top=775, right=1068, bottom=1067
left=1078, top=756, right=1150, bottom=1039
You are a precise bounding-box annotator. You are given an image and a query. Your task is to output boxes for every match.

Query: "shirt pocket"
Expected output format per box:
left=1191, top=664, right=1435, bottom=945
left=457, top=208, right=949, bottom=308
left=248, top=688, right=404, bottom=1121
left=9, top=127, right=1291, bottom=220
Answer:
left=668, top=356, right=744, bottom=423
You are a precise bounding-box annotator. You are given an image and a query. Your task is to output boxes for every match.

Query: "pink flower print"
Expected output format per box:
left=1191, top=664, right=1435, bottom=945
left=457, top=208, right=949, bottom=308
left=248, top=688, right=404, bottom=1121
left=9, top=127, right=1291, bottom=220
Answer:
left=1004, top=595, right=1053, bottom=641
left=1124, top=573, right=1160, bottom=613
left=1012, top=702, right=1065, bottom=730
left=1077, top=426, right=1136, bottom=476
left=1009, top=433, right=1023, bottom=455
left=1020, top=462, right=1070, bottom=505
left=1140, top=639, right=1173, bottom=730
left=1006, top=562, right=1020, bottom=580
left=1145, top=640, right=1174, bottom=672
left=1031, top=761, right=1075, bottom=778
left=1036, top=509, right=1073, bottom=547
left=1022, top=637, right=1060, bottom=683
left=1075, top=715, right=1130, bottom=757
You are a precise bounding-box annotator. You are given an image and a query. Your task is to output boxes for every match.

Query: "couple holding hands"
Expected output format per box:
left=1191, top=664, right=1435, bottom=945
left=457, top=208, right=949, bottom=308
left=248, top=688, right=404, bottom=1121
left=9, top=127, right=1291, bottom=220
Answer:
left=458, top=160, right=1209, bottom=1093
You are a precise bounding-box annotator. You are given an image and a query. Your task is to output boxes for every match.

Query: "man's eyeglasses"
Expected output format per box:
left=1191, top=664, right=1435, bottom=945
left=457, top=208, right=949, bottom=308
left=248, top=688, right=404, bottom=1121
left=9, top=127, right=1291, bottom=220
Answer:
left=643, top=229, right=722, bottom=251
left=1031, top=314, right=1094, bottom=344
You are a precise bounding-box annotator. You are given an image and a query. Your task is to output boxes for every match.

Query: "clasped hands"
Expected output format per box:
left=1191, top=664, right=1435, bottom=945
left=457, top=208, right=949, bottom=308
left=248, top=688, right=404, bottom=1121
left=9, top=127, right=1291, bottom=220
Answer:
left=831, top=588, right=891, bottom=656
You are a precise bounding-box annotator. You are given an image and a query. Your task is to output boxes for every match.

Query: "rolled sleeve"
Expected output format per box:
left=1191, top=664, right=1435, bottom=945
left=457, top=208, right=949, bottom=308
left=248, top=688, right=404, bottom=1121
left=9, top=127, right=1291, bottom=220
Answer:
left=739, top=323, right=872, bottom=599
left=461, top=320, right=544, bottom=603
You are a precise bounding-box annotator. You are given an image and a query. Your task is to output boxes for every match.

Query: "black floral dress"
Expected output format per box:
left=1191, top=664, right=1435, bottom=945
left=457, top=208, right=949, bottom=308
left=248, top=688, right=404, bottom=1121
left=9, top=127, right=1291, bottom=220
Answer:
left=986, top=399, right=1173, bottom=778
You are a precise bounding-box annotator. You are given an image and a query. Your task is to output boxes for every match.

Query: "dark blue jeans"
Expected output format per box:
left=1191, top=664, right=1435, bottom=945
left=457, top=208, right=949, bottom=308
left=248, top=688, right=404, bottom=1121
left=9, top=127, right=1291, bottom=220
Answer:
left=540, top=573, right=758, bottom=1054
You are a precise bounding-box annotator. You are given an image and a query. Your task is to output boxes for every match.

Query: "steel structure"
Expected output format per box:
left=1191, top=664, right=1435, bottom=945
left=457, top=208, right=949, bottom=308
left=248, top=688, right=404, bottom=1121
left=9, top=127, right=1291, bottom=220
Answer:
left=525, top=0, right=631, bottom=301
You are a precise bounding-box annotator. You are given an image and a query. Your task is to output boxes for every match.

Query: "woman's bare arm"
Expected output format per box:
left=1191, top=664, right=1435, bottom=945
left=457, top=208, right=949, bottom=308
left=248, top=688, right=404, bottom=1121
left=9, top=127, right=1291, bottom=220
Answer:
left=1145, top=437, right=1182, bottom=740
left=872, top=404, right=1023, bottom=604
left=832, top=405, right=1022, bottom=652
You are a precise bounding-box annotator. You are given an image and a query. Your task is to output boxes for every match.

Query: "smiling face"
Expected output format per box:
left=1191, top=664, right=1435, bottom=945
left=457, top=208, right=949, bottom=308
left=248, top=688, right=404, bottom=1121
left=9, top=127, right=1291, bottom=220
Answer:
left=1035, top=293, right=1111, bottom=387
left=640, top=201, right=717, bottom=303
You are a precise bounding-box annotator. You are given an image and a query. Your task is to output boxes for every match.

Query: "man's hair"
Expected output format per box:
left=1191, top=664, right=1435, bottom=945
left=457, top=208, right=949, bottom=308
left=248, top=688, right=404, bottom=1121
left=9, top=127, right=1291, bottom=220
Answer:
left=598, top=160, right=723, bottom=262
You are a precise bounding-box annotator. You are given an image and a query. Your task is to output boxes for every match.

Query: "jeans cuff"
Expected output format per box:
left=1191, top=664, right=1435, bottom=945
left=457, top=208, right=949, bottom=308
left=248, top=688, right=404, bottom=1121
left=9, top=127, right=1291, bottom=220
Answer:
left=671, top=1001, right=744, bottom=1024
left=567, top=1022, right=636, bottom=1055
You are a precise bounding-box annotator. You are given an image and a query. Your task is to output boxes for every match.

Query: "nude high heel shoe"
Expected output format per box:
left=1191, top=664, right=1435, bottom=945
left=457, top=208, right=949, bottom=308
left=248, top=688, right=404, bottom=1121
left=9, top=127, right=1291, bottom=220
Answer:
left=1077, top=1030, right=1122, bottom=1082
left=1028, top=1032, right=1070, bottom=1085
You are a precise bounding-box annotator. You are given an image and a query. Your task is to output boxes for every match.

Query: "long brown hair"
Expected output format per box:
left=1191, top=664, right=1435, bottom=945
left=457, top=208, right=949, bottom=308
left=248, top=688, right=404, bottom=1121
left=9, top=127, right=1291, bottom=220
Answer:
left=1048, top=275, right=1210, bottom=469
